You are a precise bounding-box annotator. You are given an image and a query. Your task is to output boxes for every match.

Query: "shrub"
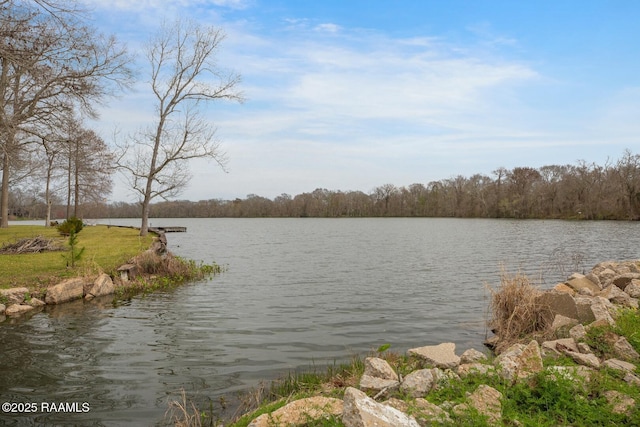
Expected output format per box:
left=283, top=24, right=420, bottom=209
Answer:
left=57, top=217, right=83, bottom=236
left=488, top=270, right=551, bottom=353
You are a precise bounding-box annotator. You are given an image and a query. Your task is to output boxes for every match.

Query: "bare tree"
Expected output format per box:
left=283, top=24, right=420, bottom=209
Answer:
left=0, top=0, right=132, bottom=227
left=117, top=19, right=243, bottom=236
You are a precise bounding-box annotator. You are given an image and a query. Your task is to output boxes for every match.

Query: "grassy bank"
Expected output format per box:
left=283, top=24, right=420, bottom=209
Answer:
left=0, top=225, right=154, bottom=291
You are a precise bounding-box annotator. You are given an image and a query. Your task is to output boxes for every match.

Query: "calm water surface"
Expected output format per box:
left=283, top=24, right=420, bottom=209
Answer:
left=1, top=218, right=639, bottom=425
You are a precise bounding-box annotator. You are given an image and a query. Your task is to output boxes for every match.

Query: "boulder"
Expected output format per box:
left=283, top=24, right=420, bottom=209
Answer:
left=610, top=273, right=640, bottom=291
left=553, top=283, right=575, bottom=295
left=563, top=350, right=601, bottom=369
left=535, top=291, right=579, bottom=325
left=362, top=357, right=398, bottom=381
left=541, top=338, right=579, bottom=357
left=624, top=279, right=640, bottom=298
left=598, top=284, right=635, bottom=308
left=453, top=385, right=502, bottom=425
left=614, top=336, right=640, bottom=361
left=565, top=276, right=600, bottom=294
left=27, top=297, right=45, bottom=307
left=603, top=358, right=636, bottom=374
left=515, top=340, right=544, bottom=379
left=117, top=264, right=138, bottom=282
left=45, top=278, right=85, bottom=304
left=494, top=343, right=525, bottom=381
left=5, top=304, right=35, bottom=317
left=581, top=298, right=616, bottom=326
left=569, top=324, right=587, bottom=341
left=342, top=387, right=420, bottom=427
left=551, top=314, right=578, bottom=338
left=603, top=390, right=635, bottom=415
left=456, top=363, right=492, bottom=378
left=359, top=376, right=400, bottom=393
left=0, top=287, right=29, bottom=305
left=400, top=369, right=434, bottom=397
left=585, top=272, right=602, bottom=289
left=85, top=273, right=115, bottom=299
left=408, top=342, right=460, bottom=369
left=0, top=303, right=5, bottom=315
left=412, top=398, right=452, bottom=425
left=249, top=397, right=342, bottom=427
left=596, top=267, right=617, bottom=284
left=460, top=348, right=487, bottom=364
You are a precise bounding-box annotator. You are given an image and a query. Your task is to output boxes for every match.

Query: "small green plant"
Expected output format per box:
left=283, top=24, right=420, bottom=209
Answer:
left=63, top=230, right=85, bottom=268
left=584, top=324, right=616, bottom=359
left=377, top=343, right=391, bottom=353
left=614, top=308, right=640, bottom=353
left=57, top=217, right=83, bottom=236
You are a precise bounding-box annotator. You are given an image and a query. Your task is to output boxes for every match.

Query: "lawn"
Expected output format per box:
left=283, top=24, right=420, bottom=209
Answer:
left=0, top=224, right=154, bottom=290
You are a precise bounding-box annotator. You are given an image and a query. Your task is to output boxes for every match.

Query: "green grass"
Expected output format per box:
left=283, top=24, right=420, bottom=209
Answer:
left=0, top=225, right=153, bottom=290
left=220, top=328, right=640, bottom=427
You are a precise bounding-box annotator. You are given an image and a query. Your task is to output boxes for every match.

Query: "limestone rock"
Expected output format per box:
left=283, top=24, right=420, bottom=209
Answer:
left=342, top=387, right=420, bottom=427
left=624, top=279, right=640, bottom=298
left=460, top=348, right=487, bottom=364
left=249, top=396, right=342, bottom=427
left=363, top=357, right=398, bottom=381
left=400, top=369, right=434, bottom=397
left=614, top=336, right=640, bottom=361
left=588, top=299, right=615, bottom=326
left=359, top=376, right=399, bottom=392
left=603, top=358, right=636, bottom=373
left=456, top=363, right=492, bottom=378
left=569, top=323, right=587, bottom=341
left=551, top=314, right=578, bottom=338
left=514, top=340, right=543, bottom=379
left=413, top=398, right=452, bottom=425
left=594, top=266, right=616, bottom=283
left=536, top=291, right=579, bottom=325
left=563, top=350, right=601, bottom=369
left=603, top=390, right=635, bottom=415
left=5, top=304, right=35, bottom=317
left=541, top=338, right=579, bottom=357
left=565, top=276, right=600, bottom=294
left=408, top=343, right=460, bottom=369
left=585, top=272, right=602, bottom=289
left=0, top=303, right=5, bottom=315
left=0, top=287, right=29, bottom=305
left=85, top=273, right=115, bottom=300
left=610, top=273, right=640, bottom=291
left=494, top=343, right=525, bottom=381
left=453, top=385, right=502, bottom=425
left=598, top=284, right=636, bottom=308
left=27, top=297, right=45, bottom=307
left=45, top=278, right=84, bottom=305
left=553, top=283, right=575, bottom=295
left=623, top=372, right=640, bottom=386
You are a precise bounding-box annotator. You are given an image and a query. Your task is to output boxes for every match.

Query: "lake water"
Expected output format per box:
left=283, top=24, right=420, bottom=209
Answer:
left=1, top=218, right=639, bottom=425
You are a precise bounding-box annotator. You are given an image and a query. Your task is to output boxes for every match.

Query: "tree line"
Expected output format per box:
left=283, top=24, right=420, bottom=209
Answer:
left=12, top=148, right=638, bottom=221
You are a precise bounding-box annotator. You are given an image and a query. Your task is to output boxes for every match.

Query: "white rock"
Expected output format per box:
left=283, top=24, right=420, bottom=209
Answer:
left=342, top=387, right=420, bottom=427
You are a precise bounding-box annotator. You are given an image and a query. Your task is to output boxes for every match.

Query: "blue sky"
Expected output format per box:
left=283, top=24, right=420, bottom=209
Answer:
left=82, top=0, right=640, bottom=202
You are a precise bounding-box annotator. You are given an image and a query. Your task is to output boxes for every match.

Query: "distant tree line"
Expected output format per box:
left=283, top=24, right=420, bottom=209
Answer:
left=13, top=148, right=638, bottom=221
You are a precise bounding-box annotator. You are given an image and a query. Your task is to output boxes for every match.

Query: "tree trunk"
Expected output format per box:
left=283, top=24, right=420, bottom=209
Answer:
left=1, top=152, right=10, bottom=228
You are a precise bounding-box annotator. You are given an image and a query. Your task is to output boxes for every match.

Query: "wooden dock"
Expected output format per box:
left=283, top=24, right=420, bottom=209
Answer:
left=151, top=226, right=187, bottom=233
left=103, top=224, right=187, bottom=233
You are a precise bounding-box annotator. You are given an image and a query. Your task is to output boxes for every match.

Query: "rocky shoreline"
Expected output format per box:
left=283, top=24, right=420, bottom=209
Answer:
left=241, top=260, right=640, bottom=427
left=0, top=229, right=167, bottom=322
